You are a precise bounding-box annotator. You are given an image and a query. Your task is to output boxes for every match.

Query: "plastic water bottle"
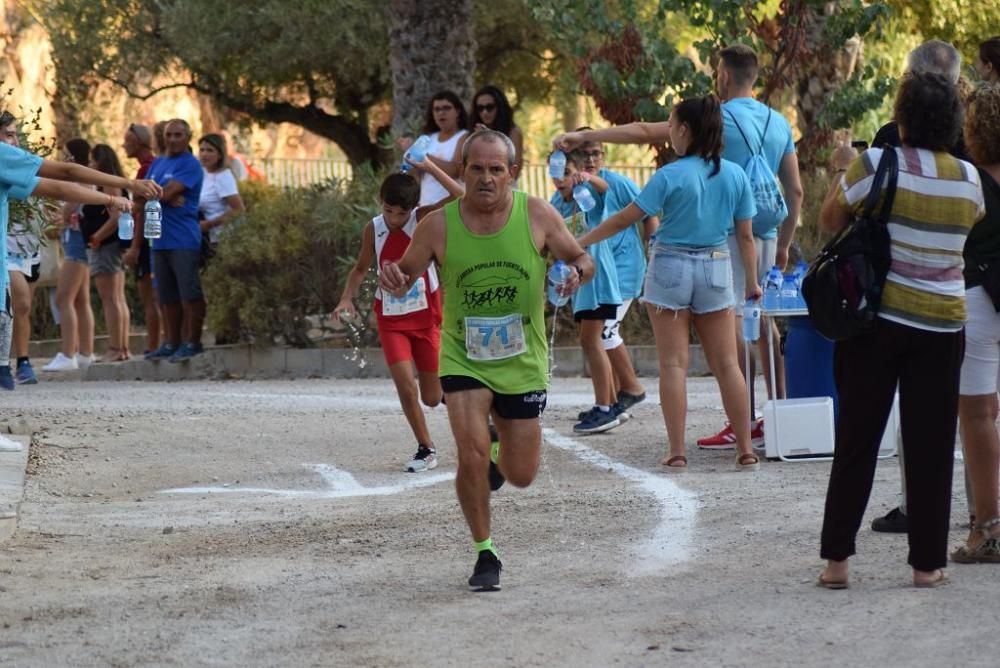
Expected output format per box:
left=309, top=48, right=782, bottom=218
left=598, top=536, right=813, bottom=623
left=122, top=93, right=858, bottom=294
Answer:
left=743, top=299, right=761, bottom=341
left=780, top=271, right=799, bottom=310
left=547, top=260, right=574, bottom=307
left=549, top=150, right=567, bottom=179
left=143, top=200, right=162, bottom=240
left=762, top=265, right=783, bottom=311
left=793, top=260, right=809, bottom=308
left=400, top=135, right=431, bottom=174
left=572, top=184, right=597, bottom=213
left=117, top=211, right=134, bottom=241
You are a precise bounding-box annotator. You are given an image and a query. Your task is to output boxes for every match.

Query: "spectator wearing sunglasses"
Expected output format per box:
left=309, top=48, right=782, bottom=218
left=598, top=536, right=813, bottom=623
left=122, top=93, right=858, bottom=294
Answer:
left=469, top=85, right=523, bottom=171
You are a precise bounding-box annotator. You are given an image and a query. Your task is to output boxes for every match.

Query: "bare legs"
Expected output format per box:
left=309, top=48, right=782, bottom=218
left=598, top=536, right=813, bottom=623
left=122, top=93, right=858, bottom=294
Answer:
left=958, top=394, right=1000, bottom=548
left=579, top=319, right=615, bottom=407
left=387, top=361, right=442, bottom=447
left=137, top=274, right=161, bottom=352
left=648, top=304, right=754, bottom=463
left=94, top=272, right=127, bottom=359
left=54, top=260, right=93, bottom=357
left=446, top=388, right=542, bottom=543
left=8, top=271, right=35, bottom=359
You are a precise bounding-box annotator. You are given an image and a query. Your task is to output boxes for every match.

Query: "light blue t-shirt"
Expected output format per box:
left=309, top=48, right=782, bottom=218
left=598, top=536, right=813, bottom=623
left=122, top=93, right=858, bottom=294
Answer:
left=596, top=169, right=646, bottom=300
left=722, top=97, right=795, bottom=239
left=0, top=144, right=43, bottom=302
left=549, top=191, right=622, bottom=312
left=146, top=152, right=203, bottom=251
left=634, top=156, right=756, bottom=249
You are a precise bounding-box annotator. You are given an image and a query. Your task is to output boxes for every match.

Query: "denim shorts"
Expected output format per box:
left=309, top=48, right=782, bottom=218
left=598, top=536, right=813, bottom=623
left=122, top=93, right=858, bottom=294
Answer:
left=641, top=243, right=734, bottom=314
left=62, top=228, right=88, bottom=264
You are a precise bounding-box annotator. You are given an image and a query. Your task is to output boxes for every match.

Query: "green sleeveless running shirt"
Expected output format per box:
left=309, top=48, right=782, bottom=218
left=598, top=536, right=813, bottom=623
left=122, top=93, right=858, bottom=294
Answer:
left=439, top=191, right=548, bottom=394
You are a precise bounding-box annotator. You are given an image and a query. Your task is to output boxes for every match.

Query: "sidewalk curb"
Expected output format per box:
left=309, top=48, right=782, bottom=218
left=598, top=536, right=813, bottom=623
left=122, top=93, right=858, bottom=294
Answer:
left=30, top=344, right=714, bottom=382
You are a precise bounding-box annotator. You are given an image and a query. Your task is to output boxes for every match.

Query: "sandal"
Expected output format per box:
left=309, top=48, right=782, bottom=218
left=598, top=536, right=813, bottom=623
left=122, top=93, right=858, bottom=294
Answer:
left=816, top=573, right=849, bottom=590
left=661, top=454, right=687, bottom=470
left=913, top=569, right=949, bottom=588
left=735, top=453, right=760, bottom=471
left=951, top=517, right=1000, bottom=564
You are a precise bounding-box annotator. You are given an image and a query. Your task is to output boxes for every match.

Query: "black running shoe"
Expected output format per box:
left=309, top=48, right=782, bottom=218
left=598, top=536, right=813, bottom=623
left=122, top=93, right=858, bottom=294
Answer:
left=871, top=507, right=907, bottom=533
left=488, top=423, right=505, bottom=491
left=617, top=389, right=646, bottom=411
left=468, top=550, right=502, bottom=591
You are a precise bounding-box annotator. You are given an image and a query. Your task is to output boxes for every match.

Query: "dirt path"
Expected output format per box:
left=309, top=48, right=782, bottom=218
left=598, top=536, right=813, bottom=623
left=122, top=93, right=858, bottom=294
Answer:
left=0, top=378, right=995, bottom=667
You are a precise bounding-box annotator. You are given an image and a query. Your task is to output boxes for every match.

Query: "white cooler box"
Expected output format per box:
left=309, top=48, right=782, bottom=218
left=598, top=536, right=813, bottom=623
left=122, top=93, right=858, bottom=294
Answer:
left=763, top=394, right=900, bottom=461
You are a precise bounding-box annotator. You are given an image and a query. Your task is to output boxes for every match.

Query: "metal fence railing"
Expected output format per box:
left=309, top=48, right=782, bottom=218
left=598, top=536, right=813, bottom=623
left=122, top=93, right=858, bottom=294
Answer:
left=256, top=158, right=659, bottom=200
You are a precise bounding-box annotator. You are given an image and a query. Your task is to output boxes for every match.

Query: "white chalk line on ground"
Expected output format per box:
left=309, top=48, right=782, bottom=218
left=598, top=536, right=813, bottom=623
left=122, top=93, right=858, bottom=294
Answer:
left=542, top=429, right=699, bottom=574
left=160, top=464, right=454, bottom=498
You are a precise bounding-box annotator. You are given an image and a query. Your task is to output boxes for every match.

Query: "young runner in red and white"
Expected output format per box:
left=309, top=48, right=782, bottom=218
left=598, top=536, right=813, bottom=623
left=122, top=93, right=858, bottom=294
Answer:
left=334, top=160, right=464, bottom=472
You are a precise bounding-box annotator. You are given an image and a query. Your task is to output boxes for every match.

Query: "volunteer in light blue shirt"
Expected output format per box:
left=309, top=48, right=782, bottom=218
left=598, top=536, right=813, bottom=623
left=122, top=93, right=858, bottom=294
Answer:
left=572, top=95, right=762, bottom=469
left=0, top=143, right=43, bottom=305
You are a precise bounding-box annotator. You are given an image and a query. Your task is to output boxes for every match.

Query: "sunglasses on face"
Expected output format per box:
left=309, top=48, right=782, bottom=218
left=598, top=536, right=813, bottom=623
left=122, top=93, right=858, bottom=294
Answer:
left=476, top=103, right=497, bottom=113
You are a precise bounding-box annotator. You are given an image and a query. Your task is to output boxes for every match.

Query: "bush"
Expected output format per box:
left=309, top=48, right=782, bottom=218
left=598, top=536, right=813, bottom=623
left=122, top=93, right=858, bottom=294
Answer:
left=204, top=170, right=385, bottom=347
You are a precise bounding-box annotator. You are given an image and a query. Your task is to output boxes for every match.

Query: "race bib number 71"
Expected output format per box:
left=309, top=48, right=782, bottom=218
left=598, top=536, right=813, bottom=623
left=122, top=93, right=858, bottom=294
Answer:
left=464, top=314, right=526, bottom=361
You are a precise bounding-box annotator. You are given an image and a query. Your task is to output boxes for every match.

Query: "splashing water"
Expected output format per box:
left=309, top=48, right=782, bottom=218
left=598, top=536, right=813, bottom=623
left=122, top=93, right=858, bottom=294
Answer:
left=548, top=304, right=560, bottom=382
left=339, top=316, right=368, bottom=370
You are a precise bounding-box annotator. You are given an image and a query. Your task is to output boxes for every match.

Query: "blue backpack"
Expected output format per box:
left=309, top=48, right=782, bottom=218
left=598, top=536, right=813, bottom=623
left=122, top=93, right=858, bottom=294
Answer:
left=726, top=108, right=788, bottom=237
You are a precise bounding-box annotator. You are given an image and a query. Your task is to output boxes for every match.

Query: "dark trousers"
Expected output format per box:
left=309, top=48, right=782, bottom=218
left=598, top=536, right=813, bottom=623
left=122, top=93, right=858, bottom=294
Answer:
left=820, top=318, right=964, bottom=571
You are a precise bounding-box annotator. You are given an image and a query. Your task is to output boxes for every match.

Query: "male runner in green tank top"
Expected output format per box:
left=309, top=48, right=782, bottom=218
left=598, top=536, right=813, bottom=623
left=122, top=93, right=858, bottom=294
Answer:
left=380, top=130, right=594, bottom=591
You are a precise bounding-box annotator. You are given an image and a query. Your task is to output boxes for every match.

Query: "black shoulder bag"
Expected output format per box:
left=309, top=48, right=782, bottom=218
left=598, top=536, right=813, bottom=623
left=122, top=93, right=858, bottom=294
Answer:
left=802, top=148, right=898, bottom=341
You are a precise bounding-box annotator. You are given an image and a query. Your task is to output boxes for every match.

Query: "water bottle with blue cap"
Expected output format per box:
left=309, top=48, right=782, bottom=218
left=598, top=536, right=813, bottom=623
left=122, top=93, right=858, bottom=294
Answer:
left=547, top=260, right=574, bottom=307
left=400, top=136, right=431, bottom=174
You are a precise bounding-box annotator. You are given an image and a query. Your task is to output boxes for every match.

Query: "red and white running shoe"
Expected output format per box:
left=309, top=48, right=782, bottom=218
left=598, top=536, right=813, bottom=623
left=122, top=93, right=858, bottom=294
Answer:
left=697, top=419, right=765, bottom=450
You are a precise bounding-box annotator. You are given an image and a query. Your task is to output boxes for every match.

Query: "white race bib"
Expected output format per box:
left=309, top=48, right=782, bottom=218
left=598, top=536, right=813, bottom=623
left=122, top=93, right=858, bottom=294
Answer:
left=382, top=277, right=428, bottom=316
left=464, top=314, right=526, bottom=361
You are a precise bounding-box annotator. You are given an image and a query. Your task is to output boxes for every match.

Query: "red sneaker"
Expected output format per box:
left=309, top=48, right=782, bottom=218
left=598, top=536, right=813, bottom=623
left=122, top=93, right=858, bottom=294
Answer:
left=697, top=423, right=737, bottom=450
left=751, top=418, right=765, bottom=449
left=697, top=420, right=765, bottom=450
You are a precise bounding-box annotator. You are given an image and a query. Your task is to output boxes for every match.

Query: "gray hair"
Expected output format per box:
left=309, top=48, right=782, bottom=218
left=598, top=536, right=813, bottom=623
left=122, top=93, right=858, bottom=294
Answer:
left=461, top=129, right=516, bottom=168
left=907, top=40, right=961, bottom=84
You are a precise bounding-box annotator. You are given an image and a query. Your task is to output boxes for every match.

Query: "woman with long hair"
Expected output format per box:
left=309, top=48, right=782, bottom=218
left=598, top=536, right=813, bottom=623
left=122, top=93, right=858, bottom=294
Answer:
left=43, top=138, right=96, bottom=371
left=400, top=91, right=469, bottom=206
left=469, top=85, right=523, bottom=169
left=575, top=95, right=761, bottom=471
left=82, top=144, right=130, bottom=362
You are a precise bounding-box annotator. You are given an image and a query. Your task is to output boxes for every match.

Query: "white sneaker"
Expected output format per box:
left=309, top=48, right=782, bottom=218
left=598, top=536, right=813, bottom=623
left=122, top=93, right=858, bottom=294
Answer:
left=42, top=352, right=79, bottom=372
left=405, top=445, right=438, bottom=473
left=76, top=353, right=95, bottom=369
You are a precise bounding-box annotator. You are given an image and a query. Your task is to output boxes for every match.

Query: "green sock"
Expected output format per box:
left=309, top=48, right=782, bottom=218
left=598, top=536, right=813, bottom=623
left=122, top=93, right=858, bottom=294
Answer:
left=475, top=537, right=497, bottom=556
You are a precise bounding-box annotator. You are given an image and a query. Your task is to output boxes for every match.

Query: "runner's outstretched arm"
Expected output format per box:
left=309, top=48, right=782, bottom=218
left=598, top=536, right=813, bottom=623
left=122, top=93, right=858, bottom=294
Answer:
left=334, top=221, right=376, bottom=320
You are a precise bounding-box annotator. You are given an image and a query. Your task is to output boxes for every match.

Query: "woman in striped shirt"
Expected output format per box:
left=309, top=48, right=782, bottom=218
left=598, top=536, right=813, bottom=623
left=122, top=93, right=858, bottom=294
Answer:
left=816, top=72, right=985, bottom=589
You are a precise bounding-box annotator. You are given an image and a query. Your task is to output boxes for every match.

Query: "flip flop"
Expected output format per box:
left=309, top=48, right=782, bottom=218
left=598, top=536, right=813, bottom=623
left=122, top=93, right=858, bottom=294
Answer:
left=661, top=454, right=687, bottom=471
left=913, top=570, right=949, bottom=588
left=816, top=573, right=849, bottom=590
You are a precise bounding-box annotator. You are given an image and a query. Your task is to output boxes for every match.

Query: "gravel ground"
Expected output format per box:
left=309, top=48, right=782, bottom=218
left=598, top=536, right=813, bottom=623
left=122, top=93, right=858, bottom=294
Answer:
left=0, top=377, right=995, bottom=667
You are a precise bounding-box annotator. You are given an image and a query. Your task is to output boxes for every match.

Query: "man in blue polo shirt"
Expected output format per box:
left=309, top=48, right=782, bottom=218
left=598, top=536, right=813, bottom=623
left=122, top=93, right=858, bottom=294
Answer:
left=142, top=119, right=205, bottom=362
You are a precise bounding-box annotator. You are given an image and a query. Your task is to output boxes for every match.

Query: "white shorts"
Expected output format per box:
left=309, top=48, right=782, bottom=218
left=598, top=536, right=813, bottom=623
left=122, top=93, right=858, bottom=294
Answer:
left=728, top=235, right=777, bottom=315
left=601, top=299, right=633, bottom=350
left=960, top=286, right=1000, bottom=395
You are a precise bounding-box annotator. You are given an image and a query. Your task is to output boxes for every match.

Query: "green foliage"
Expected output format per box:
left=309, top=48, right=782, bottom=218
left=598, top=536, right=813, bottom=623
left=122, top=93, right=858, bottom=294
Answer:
left=204, top=174, right=385, bottom=347
left=816, top=61, right=896, bottom=131
left=888, top=0, right=1000, bottom=58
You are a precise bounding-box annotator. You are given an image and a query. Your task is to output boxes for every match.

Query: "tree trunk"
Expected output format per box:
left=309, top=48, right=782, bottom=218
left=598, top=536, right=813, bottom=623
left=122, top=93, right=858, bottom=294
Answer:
left=387, top=0, right=477, bottom=135
left=794, top=2, right=862, bottom=166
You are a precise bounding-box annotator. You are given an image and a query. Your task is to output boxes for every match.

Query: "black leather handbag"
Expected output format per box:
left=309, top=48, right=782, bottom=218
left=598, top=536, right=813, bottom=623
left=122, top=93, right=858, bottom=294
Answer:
left=802, top=148, right=898, bottom=341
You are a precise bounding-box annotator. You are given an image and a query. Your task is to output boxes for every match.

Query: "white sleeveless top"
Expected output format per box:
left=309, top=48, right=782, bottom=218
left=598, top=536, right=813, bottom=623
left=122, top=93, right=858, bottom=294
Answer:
left=373, top=210, right=439, bottom=305
left=418, top=129, right=468, bottom=206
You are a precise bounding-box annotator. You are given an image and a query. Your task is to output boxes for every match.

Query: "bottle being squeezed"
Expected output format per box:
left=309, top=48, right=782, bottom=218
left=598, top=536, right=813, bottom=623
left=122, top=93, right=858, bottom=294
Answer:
left=547, top=260, right=574, bottom=307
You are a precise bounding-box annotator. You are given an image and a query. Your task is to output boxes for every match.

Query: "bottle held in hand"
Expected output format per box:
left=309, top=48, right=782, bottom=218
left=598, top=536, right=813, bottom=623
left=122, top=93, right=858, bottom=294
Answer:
left=547, top=260, right=574, bottom=307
